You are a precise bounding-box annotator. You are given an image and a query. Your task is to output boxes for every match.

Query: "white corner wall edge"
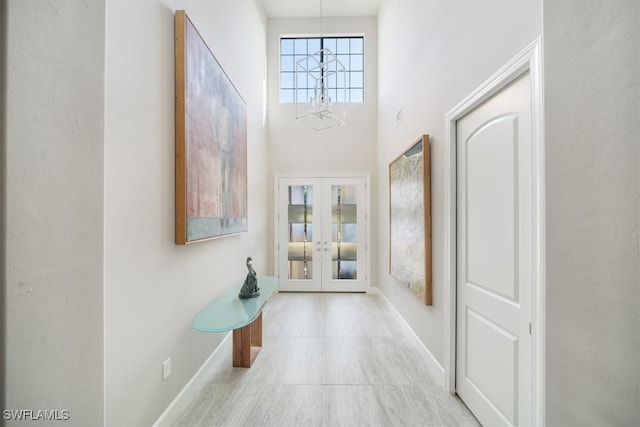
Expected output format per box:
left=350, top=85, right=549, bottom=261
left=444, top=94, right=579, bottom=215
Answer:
left=152, top=332, right=233, bottom=427
left=376, top=288, right=446, bottom=386
left=442, top=37, right=545, bottom=426
left=366, top=286, right=379, bottom=295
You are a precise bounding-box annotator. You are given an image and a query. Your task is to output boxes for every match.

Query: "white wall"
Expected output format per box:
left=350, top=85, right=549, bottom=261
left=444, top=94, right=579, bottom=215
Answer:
left=104, top=1, right=268, bottom=425
left=267, top=16, right=378, bottom=276
left=544, top=0, right=640, bottom=424
left=377, top=0, right=541, bottom=370
left=267, top=17, right=377, bottom=174
left=4, top=0, right=105, bottom=424
left=1, top=0, right=7, bottom=415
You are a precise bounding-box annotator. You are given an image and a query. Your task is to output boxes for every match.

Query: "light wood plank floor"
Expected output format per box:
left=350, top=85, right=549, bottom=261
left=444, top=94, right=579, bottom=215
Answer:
left=171, top=292, right=479, bottom=426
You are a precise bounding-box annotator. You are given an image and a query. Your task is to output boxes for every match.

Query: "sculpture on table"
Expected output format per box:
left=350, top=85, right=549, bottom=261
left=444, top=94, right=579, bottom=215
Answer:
left=239, top=257, right=260, bottom=299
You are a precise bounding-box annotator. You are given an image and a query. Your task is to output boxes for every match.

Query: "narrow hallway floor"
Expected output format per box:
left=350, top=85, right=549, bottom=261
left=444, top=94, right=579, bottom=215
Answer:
left=170, top=292, right=479, bottom=426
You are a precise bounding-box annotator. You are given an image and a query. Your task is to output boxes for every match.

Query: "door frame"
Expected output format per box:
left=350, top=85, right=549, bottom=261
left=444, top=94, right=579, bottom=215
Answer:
left=274, top=172, right=371, bottom=292
left=443, top=38, right=545, bottom=425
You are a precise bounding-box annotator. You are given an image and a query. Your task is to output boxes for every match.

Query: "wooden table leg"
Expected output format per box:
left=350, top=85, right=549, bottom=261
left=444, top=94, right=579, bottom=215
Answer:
left=232, top=312, right=263, bottom=368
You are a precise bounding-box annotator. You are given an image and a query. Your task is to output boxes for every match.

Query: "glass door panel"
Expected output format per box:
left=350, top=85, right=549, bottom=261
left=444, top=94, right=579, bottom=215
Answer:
left=331, top=184, right=358, bottom=280
left=322, top=177, right=366, bottom=292
left=278, top=178, right=322, bottom=292
left=287, top=185, right=314, bottom=280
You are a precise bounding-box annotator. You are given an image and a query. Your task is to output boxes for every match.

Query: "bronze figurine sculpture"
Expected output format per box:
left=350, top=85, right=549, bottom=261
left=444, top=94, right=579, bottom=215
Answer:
left=239, top=257, right=260, bottom=299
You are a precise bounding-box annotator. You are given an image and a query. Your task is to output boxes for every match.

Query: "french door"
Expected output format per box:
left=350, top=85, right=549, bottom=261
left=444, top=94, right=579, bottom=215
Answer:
left=276, top=175, right=368, bottom=292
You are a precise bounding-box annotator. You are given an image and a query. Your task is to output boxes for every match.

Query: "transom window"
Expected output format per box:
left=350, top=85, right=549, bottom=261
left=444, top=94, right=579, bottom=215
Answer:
left=280, top=36, right=364, bottom=104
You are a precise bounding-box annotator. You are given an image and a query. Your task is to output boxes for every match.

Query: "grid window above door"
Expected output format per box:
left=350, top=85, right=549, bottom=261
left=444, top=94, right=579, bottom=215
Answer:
left=280, top=36, right=364, bottom=104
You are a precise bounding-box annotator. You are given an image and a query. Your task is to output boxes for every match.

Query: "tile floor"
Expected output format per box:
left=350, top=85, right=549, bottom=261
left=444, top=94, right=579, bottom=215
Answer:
left=171, top=292, right=479, bottom=426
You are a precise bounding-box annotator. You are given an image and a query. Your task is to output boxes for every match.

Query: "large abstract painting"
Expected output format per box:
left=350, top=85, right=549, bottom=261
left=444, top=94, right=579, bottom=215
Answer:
left=389, top=135, right=432, bottom=305
left=175, top=11, right=247, bottom=244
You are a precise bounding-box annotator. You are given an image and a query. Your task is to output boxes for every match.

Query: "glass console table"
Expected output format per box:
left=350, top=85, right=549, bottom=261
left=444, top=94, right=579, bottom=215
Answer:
left=192, top=276, right=278, bottom=368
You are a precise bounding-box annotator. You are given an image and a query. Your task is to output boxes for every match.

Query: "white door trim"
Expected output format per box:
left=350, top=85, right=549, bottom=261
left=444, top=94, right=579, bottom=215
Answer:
left=443, top=38, right=545, bottom=426
left=274, top=173, right=371, bottom=292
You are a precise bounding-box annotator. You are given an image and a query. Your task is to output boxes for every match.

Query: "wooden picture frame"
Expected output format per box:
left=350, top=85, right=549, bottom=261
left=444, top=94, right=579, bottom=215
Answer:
left=389, top=135, right=432, bottom=305
left=175, top=10, right=247, bottom=244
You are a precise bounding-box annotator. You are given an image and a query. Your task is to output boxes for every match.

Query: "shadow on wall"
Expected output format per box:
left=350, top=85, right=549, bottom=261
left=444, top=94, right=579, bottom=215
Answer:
left=0, top=0, right=7, bottom=424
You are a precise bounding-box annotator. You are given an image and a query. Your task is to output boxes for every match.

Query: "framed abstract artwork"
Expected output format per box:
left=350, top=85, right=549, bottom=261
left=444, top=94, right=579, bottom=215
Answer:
left=389, top=135, right=432, bottom=305
left=175, top=10, right=247, bottom=244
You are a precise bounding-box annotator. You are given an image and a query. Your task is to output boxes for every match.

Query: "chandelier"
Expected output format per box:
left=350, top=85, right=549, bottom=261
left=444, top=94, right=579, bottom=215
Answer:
left=295, top=0, right=347, bottom=131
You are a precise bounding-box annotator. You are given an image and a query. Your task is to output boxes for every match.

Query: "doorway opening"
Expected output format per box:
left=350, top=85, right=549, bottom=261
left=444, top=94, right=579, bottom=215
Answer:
left=443, top=38, right=545, bottom=426
left=275, top=174, right=370, bottom=293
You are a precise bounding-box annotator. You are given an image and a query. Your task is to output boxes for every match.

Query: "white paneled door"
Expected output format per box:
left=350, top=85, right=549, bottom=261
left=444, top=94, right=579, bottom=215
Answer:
left=456, top=72, right=533, bottom=426
left=277, top=176, right=367, bottom=292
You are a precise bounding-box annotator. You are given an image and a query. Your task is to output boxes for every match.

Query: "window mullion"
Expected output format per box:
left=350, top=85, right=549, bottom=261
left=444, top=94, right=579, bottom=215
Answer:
left=320, top=37, right=325, bottom=92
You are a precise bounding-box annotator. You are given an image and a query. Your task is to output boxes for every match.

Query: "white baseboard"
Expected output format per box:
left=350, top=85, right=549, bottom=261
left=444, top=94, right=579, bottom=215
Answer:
left=153, top=333, right=233, bottom=427
left=376, top=288, right=446, bottom=386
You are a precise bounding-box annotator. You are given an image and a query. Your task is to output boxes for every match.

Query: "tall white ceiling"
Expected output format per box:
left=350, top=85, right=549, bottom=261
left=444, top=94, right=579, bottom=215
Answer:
left=260, top=0, right=382, bottom=18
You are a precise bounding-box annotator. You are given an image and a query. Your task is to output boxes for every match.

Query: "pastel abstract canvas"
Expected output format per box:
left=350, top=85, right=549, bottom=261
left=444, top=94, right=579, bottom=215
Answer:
left=175, top=11, right=247, bottom=243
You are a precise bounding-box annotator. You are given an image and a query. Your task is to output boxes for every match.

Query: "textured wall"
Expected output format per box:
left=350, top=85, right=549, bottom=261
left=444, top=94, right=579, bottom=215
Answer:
left=544, top=0, right=640, bottom=424
left=0, top=0, right=7, bottom=419
left=104, top=1, right=269, bottom=425
left=5, top=0, right=105, bottom=424
left=377, top=0, right=541, bottom=370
